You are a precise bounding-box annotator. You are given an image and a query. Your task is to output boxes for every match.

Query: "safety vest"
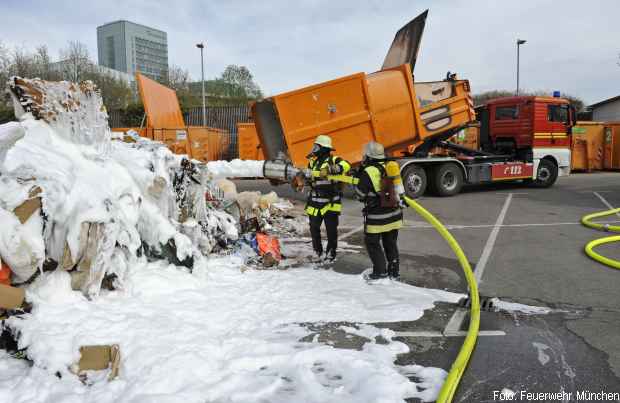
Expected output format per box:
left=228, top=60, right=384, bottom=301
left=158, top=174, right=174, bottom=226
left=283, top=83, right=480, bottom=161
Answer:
left=358, top=161, right=403, bottom=234
left=305, top=155, right=351, bottom=216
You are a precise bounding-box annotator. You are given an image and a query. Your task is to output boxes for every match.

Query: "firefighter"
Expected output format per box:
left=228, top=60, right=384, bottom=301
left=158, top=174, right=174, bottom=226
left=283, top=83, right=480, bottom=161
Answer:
left=354, top=141, right=405, bottom=280
left=306, top=135, right=351, bottom=261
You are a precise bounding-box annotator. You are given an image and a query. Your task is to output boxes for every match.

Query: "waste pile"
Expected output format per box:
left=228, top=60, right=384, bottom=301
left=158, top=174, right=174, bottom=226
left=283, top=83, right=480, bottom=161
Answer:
left=0, top=77, right=302, bottom=378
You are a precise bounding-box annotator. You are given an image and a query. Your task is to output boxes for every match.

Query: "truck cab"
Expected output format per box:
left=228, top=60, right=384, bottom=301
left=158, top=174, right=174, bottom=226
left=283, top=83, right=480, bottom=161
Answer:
left=478, top=96, right=573, bottom=185
left=480, top=96, right=573, bottom=154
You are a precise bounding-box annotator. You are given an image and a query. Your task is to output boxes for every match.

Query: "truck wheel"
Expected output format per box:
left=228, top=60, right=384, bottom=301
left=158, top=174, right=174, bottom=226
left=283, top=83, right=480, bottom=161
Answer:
left=532, top=159, right=558, bottom=188
left=433, top=163, right=464, bottom=197
left=402, top=164, right=427, bottom=199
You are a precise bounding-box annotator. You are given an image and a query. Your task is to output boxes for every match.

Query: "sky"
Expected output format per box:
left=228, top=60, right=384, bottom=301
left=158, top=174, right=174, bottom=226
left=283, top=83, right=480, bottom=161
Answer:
left=0, top=0, right=618, bottom=105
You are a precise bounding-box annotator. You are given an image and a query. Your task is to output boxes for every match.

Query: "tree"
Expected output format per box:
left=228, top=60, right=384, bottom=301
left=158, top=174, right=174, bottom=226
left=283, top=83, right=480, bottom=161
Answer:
left=33, top=45, right=58, bottom=80
left=472, top=90, right=514, bottom=107
left=166, top=65, right=191, bottom=92
left=10, top=46, right=36, bottom=78
left=219, top=65, right=263, bottom=99
left=473, top=89, right=585, bottom=112
left=59, top=41, right=90, bottom=82
left=0, top=41, right=136, bottom=121
left=166, top=65, right=199, bottom=109
left=0, top=41, right=10, bottom=109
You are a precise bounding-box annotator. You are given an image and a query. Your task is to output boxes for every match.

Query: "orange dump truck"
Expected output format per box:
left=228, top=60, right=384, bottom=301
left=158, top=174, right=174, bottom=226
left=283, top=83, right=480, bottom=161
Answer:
left=253, top=11, right=571, bottom=197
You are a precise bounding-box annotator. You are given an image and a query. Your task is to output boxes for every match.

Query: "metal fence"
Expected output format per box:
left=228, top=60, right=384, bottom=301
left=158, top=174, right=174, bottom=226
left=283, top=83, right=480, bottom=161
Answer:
left=108, top=105, right=251, bottom=160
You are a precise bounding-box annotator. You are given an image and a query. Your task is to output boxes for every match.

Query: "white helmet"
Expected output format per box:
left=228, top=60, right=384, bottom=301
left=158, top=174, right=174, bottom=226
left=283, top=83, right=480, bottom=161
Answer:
left=314, top=134, right=333, bottom=149
left=363, top=141, right=385, bottom=160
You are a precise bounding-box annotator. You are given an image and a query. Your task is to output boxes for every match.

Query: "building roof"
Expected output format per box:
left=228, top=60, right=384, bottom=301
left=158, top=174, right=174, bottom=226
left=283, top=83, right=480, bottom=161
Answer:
left=589, top=95, right=620, bottom=109
left=97, top=20, right=166, bottom=36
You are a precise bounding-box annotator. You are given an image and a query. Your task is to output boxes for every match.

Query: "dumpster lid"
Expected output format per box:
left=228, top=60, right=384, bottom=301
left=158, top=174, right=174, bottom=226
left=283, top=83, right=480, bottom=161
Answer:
left=382, top=9, right=428, bottom=71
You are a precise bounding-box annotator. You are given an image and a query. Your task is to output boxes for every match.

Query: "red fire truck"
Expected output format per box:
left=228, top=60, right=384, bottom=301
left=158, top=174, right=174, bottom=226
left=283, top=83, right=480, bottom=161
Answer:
left=398, top=95, right=575, bottom=197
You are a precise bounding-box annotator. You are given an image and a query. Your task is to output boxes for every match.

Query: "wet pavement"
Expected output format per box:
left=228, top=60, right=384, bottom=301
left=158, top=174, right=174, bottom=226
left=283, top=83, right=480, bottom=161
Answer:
left=236, top=173, right=620, bottom=402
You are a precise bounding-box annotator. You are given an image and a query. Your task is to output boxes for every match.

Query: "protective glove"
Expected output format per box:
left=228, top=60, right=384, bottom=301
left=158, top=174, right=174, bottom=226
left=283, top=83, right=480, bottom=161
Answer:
left=328, top=163, right=342, bottom=175
left=398, top=195, right=408, bottom=208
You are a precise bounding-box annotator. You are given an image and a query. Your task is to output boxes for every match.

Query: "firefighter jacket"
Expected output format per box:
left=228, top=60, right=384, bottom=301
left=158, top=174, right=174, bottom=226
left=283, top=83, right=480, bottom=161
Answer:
left=354, top=161, right=404, bottom=234
left=305, top=154, right=351, bottom=216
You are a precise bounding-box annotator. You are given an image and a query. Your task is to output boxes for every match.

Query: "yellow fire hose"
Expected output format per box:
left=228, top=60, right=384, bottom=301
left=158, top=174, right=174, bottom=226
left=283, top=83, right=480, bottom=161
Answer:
left=581, top=208, right=620, bottom=269
left=328, top=174, right=480, bottom=402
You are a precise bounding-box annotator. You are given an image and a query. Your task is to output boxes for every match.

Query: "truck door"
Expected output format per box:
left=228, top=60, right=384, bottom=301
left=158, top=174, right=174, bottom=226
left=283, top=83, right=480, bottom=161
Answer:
left=543, top=103, right=571, bottom=146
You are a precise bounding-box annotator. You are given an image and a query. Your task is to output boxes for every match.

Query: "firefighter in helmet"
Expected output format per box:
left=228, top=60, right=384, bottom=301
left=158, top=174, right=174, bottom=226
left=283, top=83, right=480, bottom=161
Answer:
left=354, top=141, right=405, bottom=280
left=305, top=134, right=351, bottom=261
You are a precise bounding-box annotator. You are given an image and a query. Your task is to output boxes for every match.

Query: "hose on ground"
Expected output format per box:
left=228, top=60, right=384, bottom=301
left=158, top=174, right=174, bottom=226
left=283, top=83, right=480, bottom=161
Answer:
left=403, top=196, right=480, bottom=403
left=581, top=208, right=620, bottom=269
left=326, top=173, right=481, bottom=402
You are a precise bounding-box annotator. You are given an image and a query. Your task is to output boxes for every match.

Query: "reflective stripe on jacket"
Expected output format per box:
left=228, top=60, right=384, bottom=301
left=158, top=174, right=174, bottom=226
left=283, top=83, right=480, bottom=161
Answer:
left=355, top=162, right=403, bottom=234
left=305, top=155, right=351, bottom=216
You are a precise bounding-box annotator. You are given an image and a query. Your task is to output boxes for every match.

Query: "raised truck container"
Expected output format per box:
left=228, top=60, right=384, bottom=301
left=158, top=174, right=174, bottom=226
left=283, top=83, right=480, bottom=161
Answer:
left=253, top=11, right=573, bottom=197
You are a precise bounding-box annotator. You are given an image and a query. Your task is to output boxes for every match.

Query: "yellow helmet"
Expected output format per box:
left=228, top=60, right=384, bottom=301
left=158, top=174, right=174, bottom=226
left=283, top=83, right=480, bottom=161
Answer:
left=314, top=135, right=333, bottom=149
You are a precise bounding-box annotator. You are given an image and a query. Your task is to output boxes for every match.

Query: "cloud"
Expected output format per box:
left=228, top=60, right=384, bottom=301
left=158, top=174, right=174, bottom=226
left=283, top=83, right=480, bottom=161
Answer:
left=1, top=0, right=618, bottom=103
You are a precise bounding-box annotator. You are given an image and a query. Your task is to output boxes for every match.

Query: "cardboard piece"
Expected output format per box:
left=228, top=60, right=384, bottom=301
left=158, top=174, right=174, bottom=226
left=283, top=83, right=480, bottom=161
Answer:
left=76, top=344, right=121, bottom=381
left=0, top=283, right=25, bottom=309
left=13, top=186, right=42, bottom=224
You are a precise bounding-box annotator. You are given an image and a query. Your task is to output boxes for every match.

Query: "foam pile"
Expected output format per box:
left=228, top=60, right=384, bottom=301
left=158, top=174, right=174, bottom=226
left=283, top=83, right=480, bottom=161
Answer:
left=0, top=77, right=239, bottom=295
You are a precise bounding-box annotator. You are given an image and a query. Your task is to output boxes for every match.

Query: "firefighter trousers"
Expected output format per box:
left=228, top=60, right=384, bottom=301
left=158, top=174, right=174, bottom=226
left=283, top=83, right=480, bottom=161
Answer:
left=364, top=229, right=399, bottom=276
left=309, top=211, right=339, bottom=258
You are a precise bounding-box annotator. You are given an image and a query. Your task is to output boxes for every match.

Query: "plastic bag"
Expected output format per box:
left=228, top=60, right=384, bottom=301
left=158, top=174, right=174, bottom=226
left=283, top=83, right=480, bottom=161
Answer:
left=255, top=233, right=282, bottom=262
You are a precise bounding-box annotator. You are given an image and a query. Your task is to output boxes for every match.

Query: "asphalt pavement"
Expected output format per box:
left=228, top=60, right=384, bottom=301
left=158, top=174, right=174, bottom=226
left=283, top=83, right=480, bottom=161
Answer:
left=236, top=173, right=620, bottom=402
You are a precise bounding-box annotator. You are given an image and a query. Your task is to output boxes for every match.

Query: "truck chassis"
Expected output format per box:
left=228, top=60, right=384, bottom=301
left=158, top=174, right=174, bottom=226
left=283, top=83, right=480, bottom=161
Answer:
left=397, top=143, right=570, bottom=198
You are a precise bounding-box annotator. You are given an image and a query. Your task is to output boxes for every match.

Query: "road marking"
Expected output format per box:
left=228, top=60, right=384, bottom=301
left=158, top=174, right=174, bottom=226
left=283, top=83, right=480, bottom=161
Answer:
left=442, top=193, right=513, bottom=337
left=443, top=309, right=469, bottom=336
left=593, top=192, right=620, bottom=219
left=474, top=193, right=513, bottom=283
left=400, top=220, right=620, bottom=230
left=340, top=225, right=364, bottom=240
left=394, top=330, right=506, bottom=338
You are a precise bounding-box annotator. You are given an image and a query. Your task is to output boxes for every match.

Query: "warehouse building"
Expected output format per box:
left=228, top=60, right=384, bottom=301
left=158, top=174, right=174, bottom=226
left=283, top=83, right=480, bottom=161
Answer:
left=589, top=95, right=620, bottom=121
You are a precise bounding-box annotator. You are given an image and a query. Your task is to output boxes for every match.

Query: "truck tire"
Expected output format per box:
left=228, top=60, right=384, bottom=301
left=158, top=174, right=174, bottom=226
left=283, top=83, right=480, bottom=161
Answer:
left=532, top=159, right=558, bottom=188
left=401, top=164, right=427, bottom=199
left=433, top=163, right=464, bottom=197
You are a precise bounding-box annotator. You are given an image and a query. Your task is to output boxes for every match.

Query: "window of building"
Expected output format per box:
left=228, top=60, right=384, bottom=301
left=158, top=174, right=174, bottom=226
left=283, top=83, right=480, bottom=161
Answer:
left=495, top=105, right=519, bottom=120
left=106, top=36, right=115, bottom=68
left=547, top=104, right=569, bottom=123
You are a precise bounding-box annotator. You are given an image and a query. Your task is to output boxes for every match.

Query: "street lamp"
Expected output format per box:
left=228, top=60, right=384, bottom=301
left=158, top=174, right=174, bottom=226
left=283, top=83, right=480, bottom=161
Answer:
left=516, top=39, right=526, bottom=95
left=196, top=42, right=206, bottom=126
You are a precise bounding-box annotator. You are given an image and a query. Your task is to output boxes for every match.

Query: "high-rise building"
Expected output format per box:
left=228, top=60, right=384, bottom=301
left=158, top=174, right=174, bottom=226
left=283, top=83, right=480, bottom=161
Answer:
left=97, top=20, right=168, bottom=82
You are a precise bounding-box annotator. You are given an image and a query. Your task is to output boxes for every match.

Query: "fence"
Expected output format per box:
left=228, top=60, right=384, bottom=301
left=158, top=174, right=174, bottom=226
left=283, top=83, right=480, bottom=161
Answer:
left=108, top=105, right=251, bottom=160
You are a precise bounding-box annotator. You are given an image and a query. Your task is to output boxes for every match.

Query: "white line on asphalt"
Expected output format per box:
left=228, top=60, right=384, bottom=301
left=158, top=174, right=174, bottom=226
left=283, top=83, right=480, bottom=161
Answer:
left=399, top=220, right=620, bottom=230
left=442, top=193, right=513, bottom=337
left=394, top=330, right=506, bottom=338
left=339, top=225, right=364, bottom=240
left=443, top=309, right=469, bottom=335
left=593, top=192, right=620, bottom=219
left=474, top=193, right=513, bottom=283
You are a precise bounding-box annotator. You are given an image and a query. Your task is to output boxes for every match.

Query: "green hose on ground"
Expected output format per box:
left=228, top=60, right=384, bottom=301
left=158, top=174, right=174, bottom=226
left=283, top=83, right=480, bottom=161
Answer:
left=403, top=196, right=480, bottom=403
left=581, top=208, right=620, bottom=269
left=327, top=174, right=480, bottom=402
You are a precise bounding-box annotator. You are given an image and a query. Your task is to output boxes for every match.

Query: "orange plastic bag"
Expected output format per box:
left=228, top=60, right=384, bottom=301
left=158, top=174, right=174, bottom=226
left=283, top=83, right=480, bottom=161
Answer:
left=255, top=233, right=282, bottom=262
left=0, top=260, right=11, bottom=286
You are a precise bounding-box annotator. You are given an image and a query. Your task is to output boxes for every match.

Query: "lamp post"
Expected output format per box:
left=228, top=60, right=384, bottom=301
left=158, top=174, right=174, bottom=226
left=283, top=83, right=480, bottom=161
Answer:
left=196, top=42, right=206, bottom=126
left=516, top=39, right=526, bottom=95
